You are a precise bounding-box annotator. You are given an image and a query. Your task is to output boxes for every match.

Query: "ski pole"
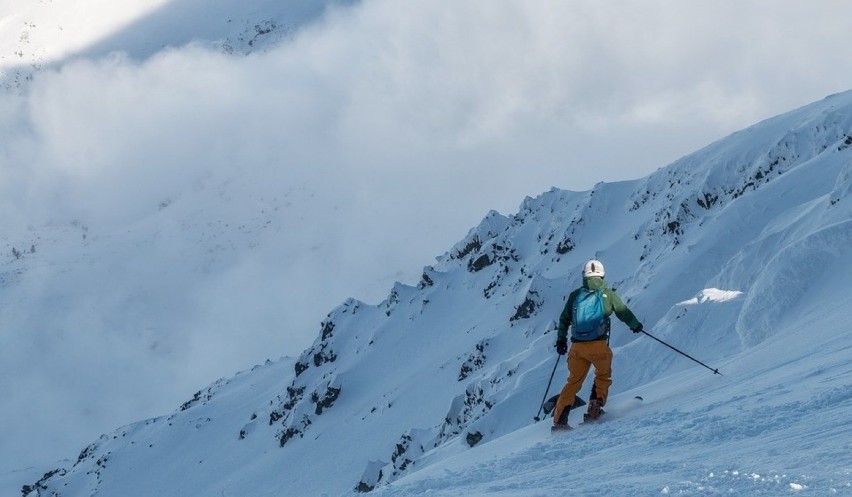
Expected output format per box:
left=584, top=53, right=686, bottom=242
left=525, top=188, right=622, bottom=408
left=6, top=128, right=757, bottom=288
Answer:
left=641, top=330, right=722, bottom=375
left=534, top=353, right=562, bottom=422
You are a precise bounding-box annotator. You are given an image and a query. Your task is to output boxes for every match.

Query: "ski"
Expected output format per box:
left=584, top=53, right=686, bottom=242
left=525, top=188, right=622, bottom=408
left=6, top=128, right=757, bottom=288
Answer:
left=581, top=396, right=643, bottom=425
left=541, top=394, right=586, bottom=416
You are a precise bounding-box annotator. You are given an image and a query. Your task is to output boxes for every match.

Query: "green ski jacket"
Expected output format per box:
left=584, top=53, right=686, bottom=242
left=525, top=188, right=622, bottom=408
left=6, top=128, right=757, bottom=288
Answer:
left=557, top=276, right=641, bottom=342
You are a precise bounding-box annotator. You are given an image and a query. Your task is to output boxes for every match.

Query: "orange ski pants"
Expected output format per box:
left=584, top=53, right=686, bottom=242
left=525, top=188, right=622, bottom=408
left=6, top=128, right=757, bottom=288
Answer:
left=553, top=340, right=613, bottom=424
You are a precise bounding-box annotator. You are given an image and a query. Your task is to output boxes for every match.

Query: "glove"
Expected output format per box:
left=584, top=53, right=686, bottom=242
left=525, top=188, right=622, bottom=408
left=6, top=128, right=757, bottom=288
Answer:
left=632, top=323, right=644, bottom=334
left=555, top=338, right=568, bottom=355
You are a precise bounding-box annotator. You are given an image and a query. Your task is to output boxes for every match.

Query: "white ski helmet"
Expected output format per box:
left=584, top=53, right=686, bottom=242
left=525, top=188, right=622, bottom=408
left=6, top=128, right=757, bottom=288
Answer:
left=583, top=259, right=605, bottom=278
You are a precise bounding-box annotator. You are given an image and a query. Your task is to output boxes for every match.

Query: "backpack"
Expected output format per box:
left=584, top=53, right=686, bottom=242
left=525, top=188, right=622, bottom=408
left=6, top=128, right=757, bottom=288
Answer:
left=571, top=288, right=607, bottom=341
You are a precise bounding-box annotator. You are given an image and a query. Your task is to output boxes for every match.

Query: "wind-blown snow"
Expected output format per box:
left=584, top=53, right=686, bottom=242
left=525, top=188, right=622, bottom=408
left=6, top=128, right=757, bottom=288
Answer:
left=14, top=90, right=852, bottom=496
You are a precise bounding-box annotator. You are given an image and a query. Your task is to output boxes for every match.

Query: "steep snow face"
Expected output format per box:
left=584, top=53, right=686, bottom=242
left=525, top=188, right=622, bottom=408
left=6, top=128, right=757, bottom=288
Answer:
left=22, top=92, right=852, bottom=496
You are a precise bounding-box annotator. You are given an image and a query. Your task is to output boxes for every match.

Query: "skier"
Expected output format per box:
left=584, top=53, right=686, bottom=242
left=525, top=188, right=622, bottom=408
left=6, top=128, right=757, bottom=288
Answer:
left=552, top=259, right=643, bottom=432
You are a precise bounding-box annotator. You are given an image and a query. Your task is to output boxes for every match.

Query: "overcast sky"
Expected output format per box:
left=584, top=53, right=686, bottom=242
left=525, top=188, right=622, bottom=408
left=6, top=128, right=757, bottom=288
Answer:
left=2, top=0, right=852, bottom=479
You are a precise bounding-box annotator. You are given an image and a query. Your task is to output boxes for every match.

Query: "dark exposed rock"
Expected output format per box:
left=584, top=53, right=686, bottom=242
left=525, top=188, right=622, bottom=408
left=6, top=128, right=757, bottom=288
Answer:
left=468, top=253, right=493, bottom=272
left=312, top=386, right=342, bottom=415
left=294, top=361, right=309, bottom=377
left=455, top=237, right=482, bottom=259
left=555, top=237, right=574, bottom=254
left=511, top=294, right=538, bottom=321
left=458, top=341, right=488, bottom=381
left=321, top=320, right=335, bottom=340
left=466, top=431, right=484, bottom=447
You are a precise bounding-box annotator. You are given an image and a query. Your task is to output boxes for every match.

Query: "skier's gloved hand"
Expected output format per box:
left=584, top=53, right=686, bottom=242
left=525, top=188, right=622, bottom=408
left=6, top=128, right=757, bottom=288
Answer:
left=555, top=338, right=568, bottom=355
left=632, top=323, right=644, bottom=334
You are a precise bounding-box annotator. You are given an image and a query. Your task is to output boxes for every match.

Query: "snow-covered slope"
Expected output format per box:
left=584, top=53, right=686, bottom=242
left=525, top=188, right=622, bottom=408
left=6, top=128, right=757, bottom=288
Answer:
left=0, top=0, right=351, bottom=89
left=21, top=91, right=852, bottom=496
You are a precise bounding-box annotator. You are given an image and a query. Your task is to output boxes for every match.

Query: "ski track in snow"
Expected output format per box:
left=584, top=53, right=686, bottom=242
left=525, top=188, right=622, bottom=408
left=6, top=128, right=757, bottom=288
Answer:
left=372, top=387, right=852, bottom=497
left=368, top=301, right=852, bottom=496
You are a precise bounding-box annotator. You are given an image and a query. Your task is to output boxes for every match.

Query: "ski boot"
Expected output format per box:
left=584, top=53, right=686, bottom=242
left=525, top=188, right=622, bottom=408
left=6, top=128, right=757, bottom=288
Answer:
left=583, top=398, right=605, bottom=423
left=551, top=406, right=572, bottom=432
left=551, top=423, right=572, bottom=433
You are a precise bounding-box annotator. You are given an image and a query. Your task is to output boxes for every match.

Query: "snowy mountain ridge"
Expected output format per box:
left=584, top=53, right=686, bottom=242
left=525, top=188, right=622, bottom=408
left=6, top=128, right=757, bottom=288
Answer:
left=0, top=0, right=350, bottom=89
left=22, top=91, right=852, bottom=496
